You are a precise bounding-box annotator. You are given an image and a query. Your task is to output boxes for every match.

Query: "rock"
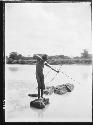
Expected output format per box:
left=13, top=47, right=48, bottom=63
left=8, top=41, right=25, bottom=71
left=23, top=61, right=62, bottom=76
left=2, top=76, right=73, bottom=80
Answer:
left=54, top=84, right=68, bottom=95
left=43, top=98, right=49, bottom=105
left=54, top=83, right=74, bottom=95
left=30, top=98, right=49, bottom=109
left=65, top=83, right=74, bottom=91
left=43, top=86, right=55, bottom=95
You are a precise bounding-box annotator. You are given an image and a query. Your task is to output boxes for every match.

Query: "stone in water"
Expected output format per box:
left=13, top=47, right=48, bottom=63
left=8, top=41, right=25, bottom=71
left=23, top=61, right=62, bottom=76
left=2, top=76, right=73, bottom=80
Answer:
left=30, top=98, right=49, bottom=109
left=54, top=83, right=74, bottom=95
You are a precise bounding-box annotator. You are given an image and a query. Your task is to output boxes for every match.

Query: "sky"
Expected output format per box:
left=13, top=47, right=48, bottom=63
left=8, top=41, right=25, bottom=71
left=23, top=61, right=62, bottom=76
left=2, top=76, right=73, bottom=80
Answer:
left=5, top=2, right=92, bottom=57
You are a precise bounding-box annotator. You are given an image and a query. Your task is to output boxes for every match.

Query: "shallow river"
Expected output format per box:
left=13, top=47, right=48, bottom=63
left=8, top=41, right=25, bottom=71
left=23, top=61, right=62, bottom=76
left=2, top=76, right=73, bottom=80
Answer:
left=5, top=64, right=92, bottom=122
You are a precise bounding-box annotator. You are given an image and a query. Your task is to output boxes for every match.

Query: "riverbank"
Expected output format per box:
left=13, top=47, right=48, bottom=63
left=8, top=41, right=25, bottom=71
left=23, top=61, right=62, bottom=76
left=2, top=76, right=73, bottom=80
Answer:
left=6, top=50, right=92, bottom=65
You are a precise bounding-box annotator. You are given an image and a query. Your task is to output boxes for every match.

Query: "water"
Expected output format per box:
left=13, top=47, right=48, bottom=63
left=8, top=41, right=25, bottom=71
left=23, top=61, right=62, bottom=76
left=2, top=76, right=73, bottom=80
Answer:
left=5, top=64, right=92, bottom=122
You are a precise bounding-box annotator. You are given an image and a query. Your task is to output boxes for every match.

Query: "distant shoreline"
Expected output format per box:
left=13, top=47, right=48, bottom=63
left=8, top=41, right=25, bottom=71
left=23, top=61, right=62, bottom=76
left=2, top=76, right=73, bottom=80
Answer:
left=6, top=58, right=92, bottom=65
left=5, top=63, right=92, bottom=66
left=5, top=61, right=92, bottom=65
left=6, top=50, right=92, bottom=65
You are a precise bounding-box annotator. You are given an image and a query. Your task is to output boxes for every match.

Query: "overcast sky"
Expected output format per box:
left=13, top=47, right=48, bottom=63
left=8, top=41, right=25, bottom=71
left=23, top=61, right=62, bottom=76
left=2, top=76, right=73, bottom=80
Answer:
left=5, top=2, right=91, bottom=57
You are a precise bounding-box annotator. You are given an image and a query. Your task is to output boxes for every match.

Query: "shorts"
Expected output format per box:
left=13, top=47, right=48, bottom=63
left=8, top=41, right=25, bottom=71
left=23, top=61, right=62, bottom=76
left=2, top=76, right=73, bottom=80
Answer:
left=36, top=73, right=45, bottom=90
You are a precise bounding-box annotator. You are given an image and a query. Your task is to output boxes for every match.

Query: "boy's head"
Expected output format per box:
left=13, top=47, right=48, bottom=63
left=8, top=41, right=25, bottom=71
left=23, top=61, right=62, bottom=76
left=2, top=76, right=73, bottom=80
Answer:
left=33, top=54, right=48, bottom=61
left=42, top=54, right=48, bottom=61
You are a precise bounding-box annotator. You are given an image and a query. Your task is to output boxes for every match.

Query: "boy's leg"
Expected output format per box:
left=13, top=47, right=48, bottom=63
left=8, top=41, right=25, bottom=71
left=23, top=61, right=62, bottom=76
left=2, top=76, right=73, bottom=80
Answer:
left=36, top=75, right=41, bottom=99
left=38, top=87, right=40, bottom=99
left=41, top=88, right=43, bottom=98
left=41, top=74, right=45, bottom=98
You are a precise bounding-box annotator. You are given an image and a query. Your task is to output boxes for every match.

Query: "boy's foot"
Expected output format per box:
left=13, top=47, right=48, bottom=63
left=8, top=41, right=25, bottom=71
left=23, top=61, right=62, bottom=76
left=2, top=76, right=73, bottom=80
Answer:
left=39, top=97, right=43, bottom=100
left=38, top=97, right=40, bottom=99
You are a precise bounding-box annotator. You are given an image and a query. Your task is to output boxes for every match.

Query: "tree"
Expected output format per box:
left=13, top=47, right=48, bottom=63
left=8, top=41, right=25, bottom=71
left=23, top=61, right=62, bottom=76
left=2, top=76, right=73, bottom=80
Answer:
left=81, top=49, right=89, bottom=58
left=17, top=54, right=22, bottom=59
left=9, top=52, right=22, bottom=60
left=9, top=52, right=17, bottom=59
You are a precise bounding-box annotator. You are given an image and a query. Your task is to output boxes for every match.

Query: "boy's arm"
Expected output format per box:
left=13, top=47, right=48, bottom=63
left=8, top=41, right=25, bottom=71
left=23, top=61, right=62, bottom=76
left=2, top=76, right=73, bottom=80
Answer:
left=44, top=62, right=59, bottom=73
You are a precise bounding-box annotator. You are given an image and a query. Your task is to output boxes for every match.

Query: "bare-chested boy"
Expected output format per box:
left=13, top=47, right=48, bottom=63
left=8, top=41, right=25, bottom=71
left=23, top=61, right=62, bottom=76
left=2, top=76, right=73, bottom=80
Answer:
left=33, top=54, right=59, bottom=99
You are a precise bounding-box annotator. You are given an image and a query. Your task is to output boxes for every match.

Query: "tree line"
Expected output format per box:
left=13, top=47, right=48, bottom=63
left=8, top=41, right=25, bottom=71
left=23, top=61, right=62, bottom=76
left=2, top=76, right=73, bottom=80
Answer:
left=6, top=49, right=92, bottom=65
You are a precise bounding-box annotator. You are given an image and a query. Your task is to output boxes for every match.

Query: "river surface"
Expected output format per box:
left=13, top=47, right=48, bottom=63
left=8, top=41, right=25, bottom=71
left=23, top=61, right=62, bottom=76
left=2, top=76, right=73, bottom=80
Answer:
left=5, top=64, right=92, bottom=122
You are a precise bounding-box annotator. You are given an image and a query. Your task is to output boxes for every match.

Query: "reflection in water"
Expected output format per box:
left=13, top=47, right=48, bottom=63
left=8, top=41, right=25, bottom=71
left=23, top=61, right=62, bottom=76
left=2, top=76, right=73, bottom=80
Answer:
left=83, top=73, right=88, bottom=79
left=37, top=110, right=44, bottom=119
left=30, top=100, right=50, bottom=119
left=9, top=67, right=18, bottom=72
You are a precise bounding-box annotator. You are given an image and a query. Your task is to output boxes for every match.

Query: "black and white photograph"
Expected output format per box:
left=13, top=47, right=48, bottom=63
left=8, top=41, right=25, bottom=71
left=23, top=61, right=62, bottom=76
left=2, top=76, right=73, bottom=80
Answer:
left=5, top=1, right=92, bottom=122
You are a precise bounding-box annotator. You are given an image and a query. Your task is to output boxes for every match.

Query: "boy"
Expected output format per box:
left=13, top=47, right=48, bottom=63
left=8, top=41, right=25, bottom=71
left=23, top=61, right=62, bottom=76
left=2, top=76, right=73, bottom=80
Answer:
left=33, top=54, right=59, bottom=99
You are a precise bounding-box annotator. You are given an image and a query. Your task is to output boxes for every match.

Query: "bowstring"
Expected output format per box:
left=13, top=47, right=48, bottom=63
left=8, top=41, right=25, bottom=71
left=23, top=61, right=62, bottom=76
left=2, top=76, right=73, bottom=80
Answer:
left=44, top=69, right=51, bottom=79
left=45, top=65, right=62, bottom=84
left=45, top=64, right=80, bottom=85
left=59, top=70, right=80, bottom=84
left=58, top=64, right=80, bottom=84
